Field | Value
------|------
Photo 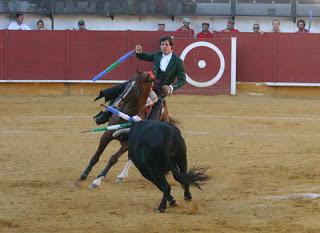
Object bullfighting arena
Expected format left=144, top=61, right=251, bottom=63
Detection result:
left=1, top=94, right=320, bottom=233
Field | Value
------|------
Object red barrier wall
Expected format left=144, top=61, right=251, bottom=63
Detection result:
left=1, top=30, right=320, bottom=84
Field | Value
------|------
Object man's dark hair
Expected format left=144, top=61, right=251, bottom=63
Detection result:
left=253, top=23, right=260, bottom=29
left=159, top=36, right=174, bottom=47
left=297, top=19, right=306, bottom=27
left=37, top=20, right=44, bottom=25
left=16, top=13, right=23, bottom=18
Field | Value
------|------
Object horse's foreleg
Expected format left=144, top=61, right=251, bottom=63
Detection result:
left=73, top=133, right=113, bottom=188
left=116, top=159, right=133, bottom=183
left=89, top=142, right=128, bottom=190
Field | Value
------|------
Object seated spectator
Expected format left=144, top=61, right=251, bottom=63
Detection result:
left=296, top=19, right=309, bottom=33
left=78, top=20, right=87, bottom=30
left=271, top=19, right=281, bottom=32
left=8, top=13, right=31, bottom=30
left=221, top=19, right=239, bottom=32
left=37, top=20, right=47, bottom=30
left=177, top=17, right=194, bottom=35
left=253, top=23, right=264, bottom=34
left=157, top=23, right=165, bottom=31
left=197, top=22, right=213, bottom=39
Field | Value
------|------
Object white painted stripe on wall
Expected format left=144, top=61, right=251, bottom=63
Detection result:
left=230, top=37, right=237, bottom=95
left=264, top=82, right=320, bottom=87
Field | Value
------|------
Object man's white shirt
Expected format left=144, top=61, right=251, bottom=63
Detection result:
left=160, top=52, right=174, bottom=94
left=8, top=22, right=31, bottom=30
left=160, top=52, right=172, bottom=72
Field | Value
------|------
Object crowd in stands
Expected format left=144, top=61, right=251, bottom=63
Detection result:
left=7, top=13, right=310, bottom=36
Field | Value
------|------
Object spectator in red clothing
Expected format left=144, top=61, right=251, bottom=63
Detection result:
left=177, top=17, right=194, bottom=35
left=197, top=22, right=213, bottom=39
left=157, top=23, right=165, bottom=31
left=296, top=19, right=309, bottom=33
left=221, top=19, right=239, bottom=32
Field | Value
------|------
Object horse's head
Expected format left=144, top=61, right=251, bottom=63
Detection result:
left=114, top=70, right=155, bottom=113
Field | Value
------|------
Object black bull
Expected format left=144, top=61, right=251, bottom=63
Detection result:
left=127, top=120, right=210, bottom=212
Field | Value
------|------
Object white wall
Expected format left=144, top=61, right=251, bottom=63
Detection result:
left=1, top=13, right=320, bottom=33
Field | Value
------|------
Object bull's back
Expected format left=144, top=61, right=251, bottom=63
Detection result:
left=128, top=120, right=168, bottom=151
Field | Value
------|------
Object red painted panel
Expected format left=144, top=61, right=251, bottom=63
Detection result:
left=236, top=33, right=275, bottom=82
left=277, top=33, right=320, bottom=83
left=0, top=31, right=5, bottom=80
left=6, top=31, right=66, bottom=80
left=3, top=30, right=320, bottom=93
left=68, top=31, right=128, bottom=81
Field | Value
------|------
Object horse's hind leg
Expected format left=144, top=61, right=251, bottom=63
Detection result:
left=89, top=141, right=128, bottom=190
left=73, top=132, right=113, bottom=188
left=116, top=159, right=133, bottom=183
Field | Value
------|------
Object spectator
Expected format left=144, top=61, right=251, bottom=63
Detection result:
left=296, top=19, right=309, bottom=33
left=37, top=19, right=46, bottom=30
left=8, top=13, right=31, bottom=30
left=253, top=23, right=264, bottom=34
left=78, top=20, right=87, bottom=30
left=157, top=23, right=165, bottom=31
left=221, top=19, right=239, bottom=32
left=177, top=17, right=194, bottom=35
left=197, top=22, right=213, bottom=39
left=271, top=19, right=281, bottom=32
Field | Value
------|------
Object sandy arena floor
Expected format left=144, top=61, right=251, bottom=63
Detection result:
left=0, top=94, right=320, bottom=233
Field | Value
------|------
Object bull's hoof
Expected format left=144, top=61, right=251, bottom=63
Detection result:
left=72, top=179, right=83, bottom=189
left=184, top=195, right=192, bottom=202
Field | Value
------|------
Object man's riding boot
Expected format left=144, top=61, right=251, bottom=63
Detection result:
left=148, top=98, right=163, bottom=120
left=94, top=111, right=112, bottom=125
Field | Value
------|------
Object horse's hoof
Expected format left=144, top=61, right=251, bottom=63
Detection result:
left=88, top=177, right=104, bottom=191
left=169, top=200, right=178, bottom=207
left=72, top=179, right=83, bottom=189
left=156, top=208, right=166, bottom=213
left=116, top=176, right=125, bottom=184
left=184, top=196, right=192, bottom=202
left=88, top=182, right=99, bottom=191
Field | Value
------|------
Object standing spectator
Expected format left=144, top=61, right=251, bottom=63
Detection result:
left=253, top=23, right=264, bottom=34
left=296, top=19, right=309, bottom=33
left=157, top=23, right=165, bottom=31
left=177, top=17, right=194, bottom=36
left=271, top=19, right=281, bottom=32
left=8, top=13, right=31, bottom=30
left=197, top=22, right=213, bottom=39
left=221, top=19, right=239, bottom=32
left=78, top=20, right=87, bottom=30
left=37, top=19, right=46, bottom=30
left=253, top=23, right=260, bottom=33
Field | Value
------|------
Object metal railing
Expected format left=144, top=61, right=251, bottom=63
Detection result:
left=0, top=0, right=319, bottom=17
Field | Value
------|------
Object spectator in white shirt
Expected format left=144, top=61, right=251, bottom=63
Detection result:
left=8, top=13, right=31, bottom=30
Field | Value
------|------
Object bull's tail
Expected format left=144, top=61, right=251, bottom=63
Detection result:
left=169, top=163, right=210, bottom=190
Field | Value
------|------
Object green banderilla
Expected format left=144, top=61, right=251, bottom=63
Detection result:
left=81, top=122, right=132, bottom=133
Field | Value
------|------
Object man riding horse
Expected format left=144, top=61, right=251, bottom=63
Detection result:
left=94, top=36, right=186, bottom=123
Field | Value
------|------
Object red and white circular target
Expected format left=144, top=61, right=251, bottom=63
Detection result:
left=180, top=41, right=225, bottom=88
